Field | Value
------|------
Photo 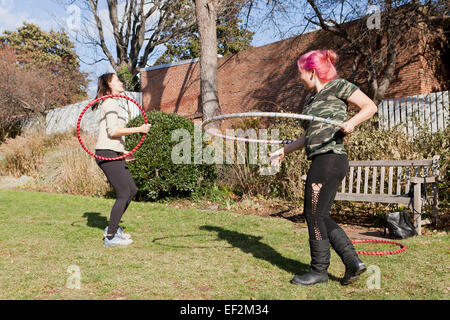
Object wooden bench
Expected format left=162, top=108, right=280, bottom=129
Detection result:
left=303, top=155, right=441, bottom=235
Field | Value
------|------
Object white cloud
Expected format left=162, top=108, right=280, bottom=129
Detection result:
left=0, top=0, right=12, bottom=7
left=0, top=0, right=57, bottom=33
left=0, top=2, right=31, bottom=32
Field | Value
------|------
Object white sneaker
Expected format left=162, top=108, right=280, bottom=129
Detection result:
left=104, top=233, right=133, bottom=247
left=103, top=226, right=131, bottom=240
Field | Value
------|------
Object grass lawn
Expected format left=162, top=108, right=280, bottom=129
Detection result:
left=0, top=189, right=448, bottom=300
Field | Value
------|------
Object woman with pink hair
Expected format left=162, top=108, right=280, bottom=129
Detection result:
left=269, top=49, right=378, bottom=286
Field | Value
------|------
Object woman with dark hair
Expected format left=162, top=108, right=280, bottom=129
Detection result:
left=94, top=73, right=151, bottom=247
left=269, top=50, right=378, bottom=285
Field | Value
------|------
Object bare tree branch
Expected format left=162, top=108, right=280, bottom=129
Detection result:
left=87, top=0, right=117, bottom=70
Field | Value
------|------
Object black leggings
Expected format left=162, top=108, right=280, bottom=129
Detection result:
left=304, top=152, right=349, bottom=241
left=95, top=150, right=137, bottom=236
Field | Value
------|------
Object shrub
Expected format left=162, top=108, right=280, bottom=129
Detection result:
left=126, top=111, right=216, bottom=201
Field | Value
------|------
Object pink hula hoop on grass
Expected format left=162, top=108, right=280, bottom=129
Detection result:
left=351, top=239, right=406, bottom=255
left=77, top=94, right=148, bottom=161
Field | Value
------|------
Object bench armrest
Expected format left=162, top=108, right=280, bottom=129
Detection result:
left=410, top=177, right=436, bottom=184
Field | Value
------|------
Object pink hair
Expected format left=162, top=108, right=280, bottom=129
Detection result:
left=297, top=49, right=338, bottom=83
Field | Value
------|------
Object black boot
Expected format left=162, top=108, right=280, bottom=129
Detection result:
left=329, top=228, right=366, bottom=285
left=291, top=239, right=330, bottom=286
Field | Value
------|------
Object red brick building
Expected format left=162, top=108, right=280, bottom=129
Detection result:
left=140, top=21, right=446, bottom=123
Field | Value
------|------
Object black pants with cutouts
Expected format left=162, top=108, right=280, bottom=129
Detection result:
left=304, top=152, right=349, bottom=241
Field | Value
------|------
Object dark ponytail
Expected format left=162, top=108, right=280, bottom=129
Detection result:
left=92, top=73, right=115, bottom=110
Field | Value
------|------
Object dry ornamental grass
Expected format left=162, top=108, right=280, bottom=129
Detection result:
left=0, top=127, right=110, bottom=196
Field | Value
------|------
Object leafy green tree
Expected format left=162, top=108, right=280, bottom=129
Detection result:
left=1, top=23, right=81, bottom=69
left=0, top=23, right=89, bottom=141
left=0, top=22, right=89, bottom=104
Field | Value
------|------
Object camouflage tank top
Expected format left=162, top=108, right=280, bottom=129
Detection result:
left=300, top=78, right=359, bottom=160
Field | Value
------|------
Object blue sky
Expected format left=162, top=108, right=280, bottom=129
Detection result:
left=0, top=0, right=301, bottom=97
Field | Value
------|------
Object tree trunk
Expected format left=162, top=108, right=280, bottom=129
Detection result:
left=195, top=0, right=221, bottom=128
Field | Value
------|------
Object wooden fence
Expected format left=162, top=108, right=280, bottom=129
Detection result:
left=378, top=90, right=449, bottom=135
left=46, top=92, right=142, bottom=135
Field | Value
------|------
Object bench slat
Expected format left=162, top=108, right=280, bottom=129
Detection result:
left=388, top=167, right=393, bottom=195
left=341, top=176, right=346, bottom=194
left=364, top=166, right=369, bottom=194
left=349, top=167, right=354, bottom=194
left=405, top=167, right=411, bottom=194
left=372, top=167, right=377, bottom=195
left=356, top=167, right=362, bottom=194
left=335, top=193, right=411, bottom=205
left=380, top=167, right=385, bottom=194
left=396, top=167, right=402, bottom=195
left=348, top=160, right=433, bottom=166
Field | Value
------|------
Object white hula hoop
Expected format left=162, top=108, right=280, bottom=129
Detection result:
left=201, top=112, right=344, bottom=144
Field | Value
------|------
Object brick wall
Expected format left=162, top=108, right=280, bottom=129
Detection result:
left=140, top=23, right=445, bottom=121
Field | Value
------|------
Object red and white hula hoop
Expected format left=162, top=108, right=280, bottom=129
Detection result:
left=351, top=239, right=406, bottom=255
left=201, top=112, right=344, bottom=144
left=77, top=94, right=148, bottom=161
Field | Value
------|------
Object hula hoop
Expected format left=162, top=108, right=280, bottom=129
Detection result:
left=77, top=94, right=148, bottom=161
left=351, top=239, right=406, bottom=255
left=201, top=112, right=344, bottom=144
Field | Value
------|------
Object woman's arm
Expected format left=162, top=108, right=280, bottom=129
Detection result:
left=111, top=124, right=151, bottom=138
left=268, top=134, right=306, bottom=166
left=103, top=98, right=151, bottom=138
left=341, top=89, right=378, bottom=134
left=283, top=134, right=306, bottom=155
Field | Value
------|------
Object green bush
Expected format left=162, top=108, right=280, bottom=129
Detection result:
left=126, top=111, right=216, bottom=201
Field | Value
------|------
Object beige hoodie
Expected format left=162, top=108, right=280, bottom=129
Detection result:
left=95, top=98, right=126, bottom=153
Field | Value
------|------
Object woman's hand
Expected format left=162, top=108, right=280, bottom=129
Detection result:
left=268, top=148, right=285, bottom=167
left=124, top=151, right=136, bottom=162
left=139, top=123, right=151, bottom=134
left=340, top=120, right=356, bottom=134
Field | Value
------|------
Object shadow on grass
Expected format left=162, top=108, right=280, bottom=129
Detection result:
left=82, top=212, right=108, bottom=230
left=200, top=225, right=340, bottom=282
left=152, top=234, right=234, bottom=249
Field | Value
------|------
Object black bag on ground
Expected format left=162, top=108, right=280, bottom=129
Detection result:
left=384, top=211, right=417, bottom=239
